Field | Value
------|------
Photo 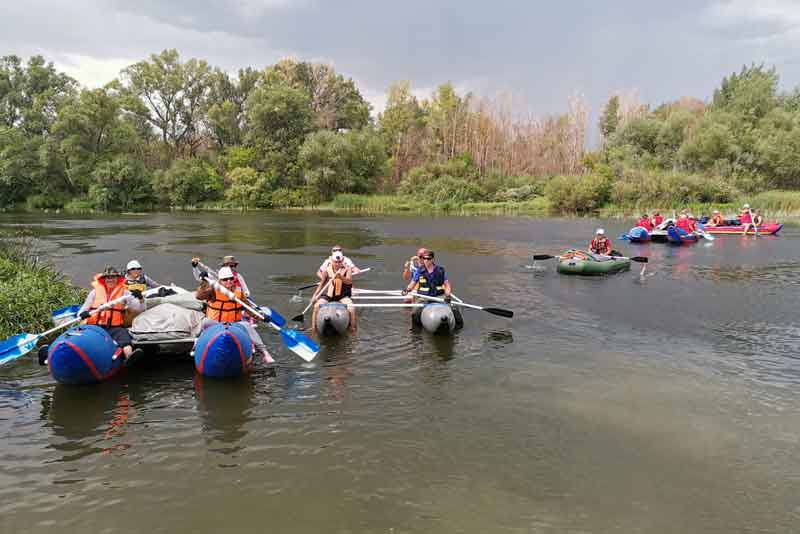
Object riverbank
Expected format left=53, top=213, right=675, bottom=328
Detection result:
left=5, top=190, right=800, bottom=222
left=0, top=234, right=85, bottom=340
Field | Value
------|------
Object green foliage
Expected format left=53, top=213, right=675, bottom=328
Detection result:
left=599, top=95, right=620, bottom=139
left=152, top=158, right=223, bottom=206
left=544, top=173, right=611, bottom=213
left=264, top=59, right=371, bottom=130
left=712, top=64, right=778, bottom=123
left=224, top=166, right=269, bottom=209
left=221, top=146, right=258, bottom=171
left=299, top=128, right=388, bottom=200
left=267, top=187, right=308, bottom=208
left=399, top=155, right=480, bottom=195
left=0, top=233, right=85, bottom=340
left=246, top=81, right=313, bottom=182
left=608, top=168, right=738, bottom=207
left=88, top=156, right=154, bottom=211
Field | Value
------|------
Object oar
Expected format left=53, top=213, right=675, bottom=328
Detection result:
left=201, top=275, right=318, bottom=362
left=296, top=282, right=322, bottom=291
left=533, top=254, right=649, bottom=263
left=292, top=267, right=371, bottom=322
left=694, top=222, right=715, bottom=241
left=350, top=303, right=426, bottom=308
left=409, top=292, right=513, bottom=318
left=0, top=296, right=129, bottom=366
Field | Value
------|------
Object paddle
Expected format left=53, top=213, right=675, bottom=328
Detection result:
left=409, top=292, right=514, bottom=318
left=0, top=296, right=129, bottom=366
left=694, top=222, right=715, bottom=241
left=200, top=275, right=318, bottom=362
left=296, top=282, right=321, bottom=291
left=292, top=267, right=371, bottom=322
left=51, top=304, right=80, bottom=323
left=533, top=254, right=649, bottom=263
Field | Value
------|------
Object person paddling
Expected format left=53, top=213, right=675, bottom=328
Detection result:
left=317, top=245, right=361, bottom=284
left=588, top=229, right=612, bottom=256
left=192, top=255, right=250, bottom=297
left=675, top=214, right=693, bottom=233
left=312, top=250, right=357, bottom=332
left=739, top=203, right=754, bottom=235
left=401, top=250, right=463, bottom=329
left=636, top=214, right=653, bottom=232
left=73, top=265, right=144, bottom=364
left=195, top=266, right=274, bottom=364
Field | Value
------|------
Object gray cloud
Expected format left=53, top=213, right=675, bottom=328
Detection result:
left=3, top=0, right=800, bottom=129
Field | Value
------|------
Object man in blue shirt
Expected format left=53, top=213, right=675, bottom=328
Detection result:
left=401, top=250, right=463, bottom=328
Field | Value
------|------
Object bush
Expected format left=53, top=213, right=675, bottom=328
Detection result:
left=544, top=173, right=611, bottom=213
left=25, top=192, right=71, bottom=210
left=0, top=233, right=85, bottom=340
left=89, top=156, right=154, bottom=211
left=152, top=158, right=224, bottom=207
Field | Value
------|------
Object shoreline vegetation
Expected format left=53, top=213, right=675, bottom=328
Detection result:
left=2, top=52, right=800, bottom=221
left=0, top=234, right=85, bottom=340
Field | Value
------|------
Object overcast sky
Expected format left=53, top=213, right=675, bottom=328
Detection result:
left=3, top=0, right=800, bottom=124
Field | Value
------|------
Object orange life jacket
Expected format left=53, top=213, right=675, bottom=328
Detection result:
left=86, top=274, right=127, bottom=327
left=206, top=288, right=244, bottom=323
left=325, top=264, right=352, bottom=300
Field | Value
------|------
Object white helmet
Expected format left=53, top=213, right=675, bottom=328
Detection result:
left=596, top=228, right=605, bottom=235
left=218, top=266, right=235, bottom=280
left=743, top=203, right=750, bottom=209
left=126, top=260, right=142, bottom=271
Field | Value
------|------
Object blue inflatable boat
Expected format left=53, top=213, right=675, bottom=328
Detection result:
left=193, top=322, right=254, bottom=379
left=48, top=325, right=124, bottom=385
left=667, top=226, right=699, bottom=245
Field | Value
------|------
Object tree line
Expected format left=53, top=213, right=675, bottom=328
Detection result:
left=0, top=51, right=797, bottom=212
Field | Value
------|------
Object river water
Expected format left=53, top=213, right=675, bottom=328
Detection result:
left=1, top=212, right=799, bottom=533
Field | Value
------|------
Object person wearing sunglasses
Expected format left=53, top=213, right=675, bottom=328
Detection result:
left=401, top=251, right=463, bottom=328
left=191, top=255, right=251, bottom=298
left=312, top=250, right=357, bottom=332
left=317, top=245, right=361, bottom=284
left=195, top=266, right=274, bottom=364
left=402, top=247, right=428, bottom=282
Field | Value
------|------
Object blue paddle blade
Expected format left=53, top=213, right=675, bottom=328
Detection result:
left=0, top=333, right=40, bottom=365
left=51, top=304, right=80, bottom=323
left=279, top=328, right=319, bottom=362
left=258, top=306, right=286, bottom=328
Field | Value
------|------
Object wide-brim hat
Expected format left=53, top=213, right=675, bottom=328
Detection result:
left=219, top=255, right=238, bottom=266
left=101, top=265, right=121, bottom=277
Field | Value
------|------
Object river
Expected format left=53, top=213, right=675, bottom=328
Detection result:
left=1, top=212, right=799, bottom=533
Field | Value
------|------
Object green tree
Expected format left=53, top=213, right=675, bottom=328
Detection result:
left=423, top=82, right=471, bottom=160
left=120, top=49, right=212, bottom=161
left=712, top=64, right=778, bottom=125
left=378, top=80, right=427, bottom=184
left=245, top=82, right=313, bottom=183
left=50, top=87, right=139, bottom=193
left=224, top=166, right=270, bottom=209
left=264, top=59, right=370, bottom=130
left=151, top=157, right=223, bottom=206
left=299, top=128, right=387, bottom=200
left=599, top=95, right=620, bottom=140
left=89, top=156, right=154, bottom=211
left=206, top=67, right=260, bottom=149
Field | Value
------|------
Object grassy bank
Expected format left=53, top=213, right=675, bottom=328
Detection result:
left=0, top=233, right=85, bottom=340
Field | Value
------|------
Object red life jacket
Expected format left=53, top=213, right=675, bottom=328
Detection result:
left=740, top=211, right=752, bottom=224
left=637, top=218, right=653, bottom=231
left=589, top=237, right=611, bottom=254
left=676, top=218, right=692, bottom=231
left=86, top=275, right=127, bottom=327
left=653, top=215, right=663, bottom=226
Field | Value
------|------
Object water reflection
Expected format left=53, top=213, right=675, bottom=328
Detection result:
left=193, top=375, right=255, bottom=450
left=43, top=382, right=131, bottom=459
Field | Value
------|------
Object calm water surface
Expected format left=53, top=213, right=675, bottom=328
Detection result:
left=1, top=212, right=799, bottom=533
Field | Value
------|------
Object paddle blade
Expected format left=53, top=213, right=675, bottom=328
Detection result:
left=0, top=333, right=39, bottom=365
left=532, top=254, right=555, bottom=261
left=291, top=313, right=305, bottom=322
left=279, top=328, right=319, bottom=362
left=630, top=256, right=649, bottom=263
left=51, top=304, right=79, bottom=323
left=258, top=306, right=286, bottom=328
left=484, top=307, right=514, bottom=318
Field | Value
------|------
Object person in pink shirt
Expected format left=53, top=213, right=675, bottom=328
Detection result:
left=739, top=203, right=754, bottom=234
left=651, top=212, right=663, bottom=227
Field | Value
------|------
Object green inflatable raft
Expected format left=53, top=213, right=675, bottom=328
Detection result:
left=556, top=250, right=632, bottom=275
